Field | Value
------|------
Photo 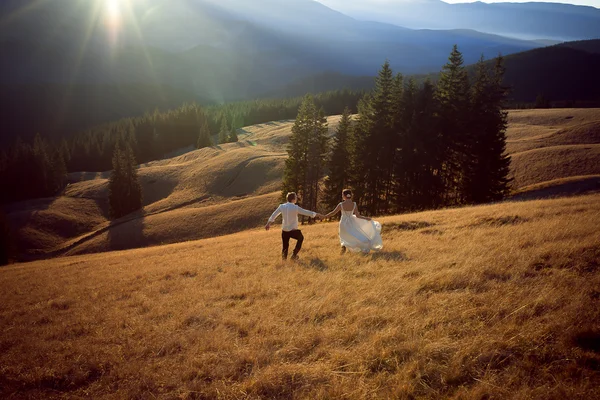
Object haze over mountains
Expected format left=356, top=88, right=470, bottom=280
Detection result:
left=1, top=0, right=599, bottom=140
left=318, top=0, right=600, bottom=41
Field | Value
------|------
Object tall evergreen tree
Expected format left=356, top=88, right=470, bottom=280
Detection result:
left=197, top=119, right=212, bottom=149
left=348, top=95, right=373, bottom=207
left=229, top=127, right=239, bottom=143
left=282, top=95, right=329, bottom=218
left=218, top=116, right=230, bottom=145
left=305, top=107, right=329, bottom=214
left=436, top=45, right=471, bottom=205
left=324, top=107, right=352, bottom=210
left=362, top=61, right=395, bottom=215
left=109, top=142, right=143, bottom=219
left=468, top=55, right=512, bottom=203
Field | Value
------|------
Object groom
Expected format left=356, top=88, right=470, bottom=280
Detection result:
left=265, top=192, right=322, bottom=261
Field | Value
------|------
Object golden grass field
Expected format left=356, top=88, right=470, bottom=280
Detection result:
left=5, top=109, right=600, bottom=259
left=1, top=193, right=599, bottom=399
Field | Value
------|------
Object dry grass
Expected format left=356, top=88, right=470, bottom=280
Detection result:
left=7, top=117, right=344, bottom=259
left=1, top=194, right=599, bottom=399
left=7, top=110, right=600, bottom=259
left=506, top=108, right=600, bottom=191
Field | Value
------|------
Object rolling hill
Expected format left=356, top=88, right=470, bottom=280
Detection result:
left=1, top=192, right=599, bottom=398
left=5, top=109, right=600, bottom=261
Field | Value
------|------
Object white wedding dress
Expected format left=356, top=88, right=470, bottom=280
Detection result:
left=338, top=202, right=383, bottom=253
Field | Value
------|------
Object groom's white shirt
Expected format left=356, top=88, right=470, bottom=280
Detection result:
left=269, top=202, right=316, bottom=232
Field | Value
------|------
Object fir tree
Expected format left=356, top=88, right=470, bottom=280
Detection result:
left=218, top=116, right=229, bottom=145
left=436, top=45, right=471, bottom=205
left=348, top=95, right=373, bottom=207
left=362, top=61, right=395, bottom=215
left=229, top=127, right=239, bottom=143
left=305, top=106, right=329, bottom=213
left=197, top=119, right=212, bottom=149
left=282, top=95, right=329, bottom=218
left=324, top=107, right=352, bottom=210
left=468, top=55, right=512, bottom=203
left=109, top=142, right=143, bottom=219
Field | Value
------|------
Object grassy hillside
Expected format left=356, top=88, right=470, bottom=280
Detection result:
left=6, top=110, right=600, bottom=260
left=1, top=194, right=599, bottom=398
left=506, top=109, right=600, bottom=191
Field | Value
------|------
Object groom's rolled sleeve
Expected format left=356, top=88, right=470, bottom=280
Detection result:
left=297, top=206, right=317, bottom=218
left=268, top=205, right=282, bottom=223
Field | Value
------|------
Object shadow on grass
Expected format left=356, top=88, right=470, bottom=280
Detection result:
left=369, top=250, right=408, bottom=262
left=300, top=257, right=328, bottom=271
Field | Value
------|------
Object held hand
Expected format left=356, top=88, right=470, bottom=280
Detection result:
left=265, top=223, right=271, bottom=231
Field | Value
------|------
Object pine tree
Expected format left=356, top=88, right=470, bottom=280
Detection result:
left=229, top=127, right=239, bottom=143
left=305, top=107, right=329, bottom=213
left=469, top=55, right=512, bottom=203
left=436, top=45, right=471, bottom=205
left=109, top=142, right=143, bottom=219
left=197, top=119, right=212, bottom=149
left=282, top=95, right=329, bottom=218
left=413, top=79, right=444, bottom=209
left=218, top=116, right=229, bottom=145
left=324, top=107, right=352, bottom=210
left=361, top=61, right=395, bottom=215
left=348, top=95, right=373, bottom=207
left=283, top=96, right=313, bottom=202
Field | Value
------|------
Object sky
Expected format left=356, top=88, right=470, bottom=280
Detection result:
left=317, top=0, right=600, bottom=8
left=442, top=0, right=599, bottom=6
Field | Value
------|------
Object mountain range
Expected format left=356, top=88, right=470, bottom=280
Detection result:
left=318, top=0, right=600, bottom=41
left=1, top=0, right=599, bottom=140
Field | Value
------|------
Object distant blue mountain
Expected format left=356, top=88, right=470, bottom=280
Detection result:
left=319, top=0, right=600, bottom=41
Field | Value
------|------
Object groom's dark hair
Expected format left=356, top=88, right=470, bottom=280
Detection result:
left=342, top=189, right=352, bottom=198
left=287, top=192, right=297, bottom=202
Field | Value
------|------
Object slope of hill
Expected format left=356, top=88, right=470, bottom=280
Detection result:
left=319, top=0, right=600, bottom=40
left=1, top=193, right=599, bottom=398
left=5, top=116, right=342, bottom=259
left=506, top=108, right=600, bottom=192
left=5, top=109, right=600, bottom=260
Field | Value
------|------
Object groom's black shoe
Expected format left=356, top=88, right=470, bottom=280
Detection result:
left=291, top=253, right=299, bottom=261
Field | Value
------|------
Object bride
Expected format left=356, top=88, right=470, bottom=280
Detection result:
left=323, top=189, right=383, bottom=254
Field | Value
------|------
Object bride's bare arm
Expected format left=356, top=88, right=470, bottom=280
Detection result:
left=324, top=204, right=341, bottom=218
left=353, top=203, right=372, bottom=221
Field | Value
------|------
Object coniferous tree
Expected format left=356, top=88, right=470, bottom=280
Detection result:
left=348, top=95, right=373, bottom=207
left=218, top=116, right=230, bottom=145
left=362, top=61, right=395, bottom=215
left=283, top=96, right=313, bottom=202
left=282, top=95, right=329, bottom=218
left=413, top=79, right=444, bottom=209
left=394, top=77, right=418, bottom=210
left=229, top=127, right=239, bottom=143
left=305, top=107, right=329, bottom=213
left=109, top=142, right=143, bottom=219
left=324, top=107, right=352, bottom=210
left=197, top=119, right=213, bottom=149
left=469, top=55, right=512, bottom=203
left=436, top=45, right=471, bottom=205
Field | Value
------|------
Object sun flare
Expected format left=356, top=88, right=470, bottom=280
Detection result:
left=105, top=0, right=122, bottom=24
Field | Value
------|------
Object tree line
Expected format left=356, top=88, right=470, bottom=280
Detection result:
left=0, top=90, right=363, bottom=205
left=284, top=46, right=511, bottom=217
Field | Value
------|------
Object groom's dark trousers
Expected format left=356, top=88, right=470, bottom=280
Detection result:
left=282, top=229, right=304, bottom=259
